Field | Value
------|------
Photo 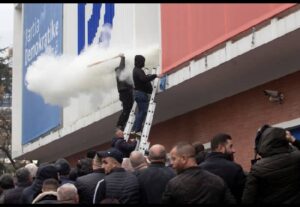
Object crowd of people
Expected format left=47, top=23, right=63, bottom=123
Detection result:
left=1, top=124, right=300, bottom=204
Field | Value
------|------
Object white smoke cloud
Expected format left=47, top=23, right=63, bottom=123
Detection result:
left=25, top=44, right=160, bottom=108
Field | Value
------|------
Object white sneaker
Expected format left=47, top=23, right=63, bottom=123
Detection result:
left=135, top=131, right=142, bottom=137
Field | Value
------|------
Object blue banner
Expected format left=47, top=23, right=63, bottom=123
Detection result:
left=78, top=3, right=115, bottom=54
left=22, top=4, right=62, bottom=144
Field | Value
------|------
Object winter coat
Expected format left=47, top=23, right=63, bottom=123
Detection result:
left=242, top=127, right=300, bottom=204
left=137, top=162, right=175, bottom=204
left=115, top=56, right=133, bottom=92
left=3, top=181, right=31, bottom=204
left=132, top=55, right=157, bottom=94
left=111, top=137, right=136, bottom=158
left=93, top=167, right=139, bottom=204
left=20, top=164, right=58, bottom=204
left=32, top=191, right=58, bottom=204
left=200, top=152, right=246, bottom=202
left=162, top=166, right=236, bottom=204
left=75, top=168, right=105, bottom=204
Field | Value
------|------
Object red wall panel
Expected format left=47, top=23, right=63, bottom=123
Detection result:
left=161, top=4, right=296, bottom=73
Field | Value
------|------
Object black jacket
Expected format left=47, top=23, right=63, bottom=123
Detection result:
left=200, top=152, right=246, bottom=202
left=133, top=67, right=157, bottom=94
left=115, top=56, right=133, bottom=92
left=162, top=166, right=236, bottom=204
left=3, top=181, right=31, bottom=204
left=242, top=127, right=300, bottom=204
left=20, top=164, right=58, bottom=204
left=137, top=162, right=175, bottom=204
left=75, top=168, right=105, bottom=204
left=111, top=137, right=137, bottom=158
left=93, top=168, right=139, bottom=204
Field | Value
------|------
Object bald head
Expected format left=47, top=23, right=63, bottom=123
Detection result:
left=170, top=142, right=197, bottom=173
left=149, top=144, right=166, bottom=163
left=57, top=183, right=79, bottom=204
left=129, top=151, right=147, bottom=169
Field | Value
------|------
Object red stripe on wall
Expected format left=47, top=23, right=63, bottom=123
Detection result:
left=161, top=4, right=296, bottom=73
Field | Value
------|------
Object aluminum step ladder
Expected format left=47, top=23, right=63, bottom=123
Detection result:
left=136, top=76, right=159, bottom=154
left=123, top=68, right=160, bottom=155
left=123, top=101, right=137, bottom=142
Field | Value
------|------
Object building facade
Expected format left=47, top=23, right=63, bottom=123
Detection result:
left=13, top=3, right=300, bottom=171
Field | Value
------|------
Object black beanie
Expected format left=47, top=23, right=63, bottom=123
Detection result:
left=134, top=55, right=145, bottom=68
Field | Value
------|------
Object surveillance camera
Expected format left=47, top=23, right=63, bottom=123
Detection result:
left=263, top=90, right=279, bottom=97
left=263, top=90, right=284, bottom=104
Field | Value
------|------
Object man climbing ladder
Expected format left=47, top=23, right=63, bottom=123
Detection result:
left=131, top=55, right=162, bottom=137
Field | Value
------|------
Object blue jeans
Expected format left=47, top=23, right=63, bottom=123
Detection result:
left=132, top=90, right=149, bottom=133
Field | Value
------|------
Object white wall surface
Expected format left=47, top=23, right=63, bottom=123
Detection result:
left=13, top=3, right=161, bottom=159
left=12, top=4, right=23, bottom=158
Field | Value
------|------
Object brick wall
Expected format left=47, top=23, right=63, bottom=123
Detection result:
left=150, top=70, right=300, bottom=171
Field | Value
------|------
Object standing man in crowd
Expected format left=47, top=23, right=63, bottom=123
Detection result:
left=131, top=55, right=161, bottom=137
left=137, top=144, right=175, bottom=204
left=3, top=168, right=32, bottom=204
left=31, top=178, right=59, bottom=204
left=115, top=53, right=134, bottom=132
left=0, top=174, right=15, bottom=203
left=24, top=163, right=38, bottom=181
left=93, top=148, right=139, bottom=204
left=200, top=133, right=246, bottom=203
left=57, top=183, right=79, bottom=204
left=55, top=158, right=75, bottom=185
left=242, top=126, right=300, bottom=204
left=75, top=153, right=105, bottom=204
left=162, top=142, right=236, bottom=204
left=21, top=164, right=59, bottom=204
left=129, top=151, right=148, bottom=176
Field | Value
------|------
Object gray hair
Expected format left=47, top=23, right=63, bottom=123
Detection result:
left=24, top=163, right=38, bottom=179
left=16, top=167, right=31, bottom=184
left=57, top=183, right=78, bottom=202
left=129, top=151, right=146, bottom=168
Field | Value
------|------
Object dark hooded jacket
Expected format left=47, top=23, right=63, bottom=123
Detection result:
left=242, top=127, right=300, bottom=204
left=111, top=137, right=137, bottom=158
left=20, top=164, right=58, bottom=204
left=132, top=55, right=157, bottom=94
